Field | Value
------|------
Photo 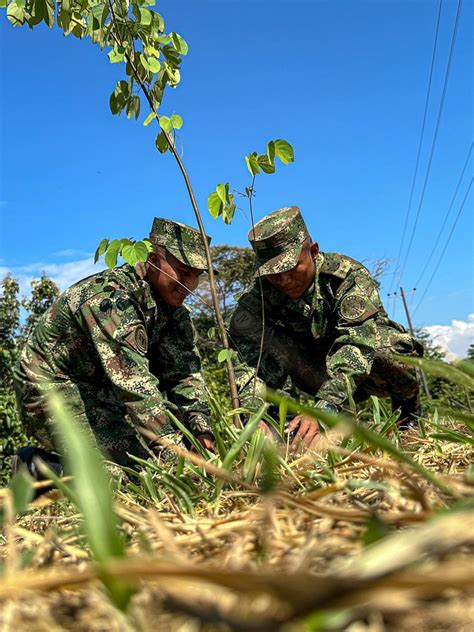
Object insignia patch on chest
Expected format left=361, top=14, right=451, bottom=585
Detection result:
left=134, top=325, right=148, bottom=354
left=339, top=295, right=367, bottom=321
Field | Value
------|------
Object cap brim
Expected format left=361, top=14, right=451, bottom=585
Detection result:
left=253, top=243, right=303, bottom=277
left=160, top=245, right=218, bottom=275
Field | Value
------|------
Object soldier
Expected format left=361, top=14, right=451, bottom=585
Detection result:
left=13, top=217, right=215, bottom=481
left=229, top=207, right=422, bottom=450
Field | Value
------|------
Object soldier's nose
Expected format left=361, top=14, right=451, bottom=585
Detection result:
left=277, top=273, right=292, bottom=287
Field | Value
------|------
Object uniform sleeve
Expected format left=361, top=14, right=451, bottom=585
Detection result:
left=229, top=287, right=289, bottom=407
left=315, top=267, right=383, bottom=406
left=75, top=291, right=174, bottom=438
left=153, top=307, right=212, bottom=437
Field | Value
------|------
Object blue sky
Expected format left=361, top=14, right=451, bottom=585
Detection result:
left=1, top=0, right=472, bottom=352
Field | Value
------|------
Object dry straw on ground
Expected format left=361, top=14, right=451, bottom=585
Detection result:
left=0, top=424, right=473, bottom=631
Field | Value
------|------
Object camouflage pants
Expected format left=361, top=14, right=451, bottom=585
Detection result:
left=13, top=376, right=151, bottom=468
left=237, top=320, right=422, bottom=412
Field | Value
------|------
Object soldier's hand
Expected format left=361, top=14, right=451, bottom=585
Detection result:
left=196, top=433, right=216, bottom=454
left=286, top=415, right=320, bottom=451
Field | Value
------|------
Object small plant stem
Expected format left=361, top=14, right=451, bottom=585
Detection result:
left=107, top=2, right=240, bottom=426
left=247, top=176, right=265, bottom=402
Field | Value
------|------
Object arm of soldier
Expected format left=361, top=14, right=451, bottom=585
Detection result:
left=75, top=293, right=174, bottom=439
left=315, top=268, right=382, bottom=407
left=156, top=306, right=214, bottom=441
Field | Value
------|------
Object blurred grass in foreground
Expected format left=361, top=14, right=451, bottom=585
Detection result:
left=0, top=356, right=472, bottom=630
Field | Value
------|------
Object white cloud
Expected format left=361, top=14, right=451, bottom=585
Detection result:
left=425, top=314, right=474, bottom=360
left=53, top=248, right=93, bottom=258
left=0, top=257, right=106, bottom=296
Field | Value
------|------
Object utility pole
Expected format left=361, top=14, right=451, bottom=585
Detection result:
left=400, top=286, right=431, bottom=399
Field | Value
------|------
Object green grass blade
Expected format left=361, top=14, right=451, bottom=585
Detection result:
left=394, top=355, right=474, bottom=390
left=48, top=393, right=132, bottom=610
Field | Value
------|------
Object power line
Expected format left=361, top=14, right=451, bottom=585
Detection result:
left=398, top=0, right=464, bottom=282
left=414, top=142, right=473, bottom=288
left=413, top=177, right=473, bottom=316
left=388, top=0, right=443, bottom=296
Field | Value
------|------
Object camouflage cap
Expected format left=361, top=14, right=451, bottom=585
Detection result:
left=149, top=217, right=214, bottom=272
left=248, top=206, right=310, bottom=276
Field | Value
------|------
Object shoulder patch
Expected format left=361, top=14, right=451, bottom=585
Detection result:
left=339, top=295, right=368, bottom=321
left=134, top=324, right=148, bottom=354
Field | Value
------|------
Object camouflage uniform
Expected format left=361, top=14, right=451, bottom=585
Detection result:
left=229, top=207, right=422, bottom=421
left=14, top=218, right=213, bottom=468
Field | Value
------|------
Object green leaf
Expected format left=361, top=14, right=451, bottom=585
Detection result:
left=155, top=131, right=170, bottom=153
left=134, top=240, right=151, bottom=262
left=274, top=139, right=294, bottom=164
left=7, top=1, right=27, bottom=26
left=139, top=53, right=150, bottom=71
left=9, top=469, right=34, bottom=517
left=143, top=112, right=157, bottom=127
left=222, top=194, right=236, bottom=225
left=125, top=95, right=141, bottom=120
left=267, top=140, right=275, bottom=165
left=217, top=348, right=233, bottom=363
left=216, top=183, right=227, bottom=205
left=170, top=114, right=183, bottom=129
left=148, top=57, right=161, bottom=73
left=109, top=92, right=118, bottom=115
left=108, top=49, right=124, bottom=64
left=245, top=152, right=260, bottom=177
left=48, top=394, right=132, bottom=609
left=94, top=238, right=109, bottom=263
left=207, top=191, right=223, bottom=219
left=170, top=32, right=188, bottom=55
left=257, top=154, right=275, bottom=174
left=121, top=244, right=138, bottom=266
left=159, top=115, right=172, bottom=133
left=44, top=0, right=55, bottom=27
left=104, top=240, right=121, bottom=268
left=138, top=7, right=152, bottom=25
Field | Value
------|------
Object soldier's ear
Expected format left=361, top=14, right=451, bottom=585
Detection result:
left=310, top=242, right=319, bottom=258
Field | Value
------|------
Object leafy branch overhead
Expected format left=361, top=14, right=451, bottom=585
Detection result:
left=5, top=0, right=187, bottom=148
left=207, top=139, right=294, bottom=224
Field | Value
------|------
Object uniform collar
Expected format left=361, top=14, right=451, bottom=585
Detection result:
left=129, top=263, right=161, bottom=313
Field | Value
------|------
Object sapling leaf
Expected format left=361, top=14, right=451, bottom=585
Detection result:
left=104, top=239, right=121, bottom=268
left=139, top=8, right=152, bottom=25
left=274, top=139, right=294, bottom=164
left=217, top=348, right=233, bottom=363
left=267, top=140, right=275, bottom=165
left=94, top=238, right=109, bottom=263
left=108, top=49, right=124, bottom=64
left=155, top=131, right=169, bottom=153
left=257, top=154, right=275, bottom=174
left=215, top=183, right=227, bottom=205
left=245, top=152, right=260, bottom=177
left=208, top=191, right=223, bottom=219
left=159, top=115, right=172, bottom=133
left=170, top=114, right=183, bottom=129
left=148, top=58, right=161, bottom=73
